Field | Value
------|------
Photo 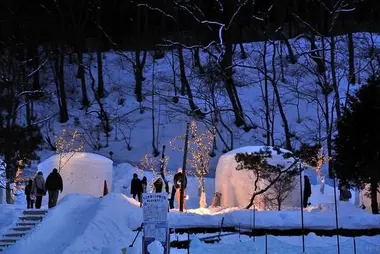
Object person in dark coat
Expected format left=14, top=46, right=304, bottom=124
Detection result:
left=25, top=179, right=34, bottom=209
left=45, top=168, right=63, bottom=209
left=141, top=176, right=148, bottom=193
left=153, top=178, right=163, bottom=193
left=173, top=168, right=187, bottom=209
left=303, top=175, right=312, bottom=208
left=130, top=173, right=142, bottom=202
left=31, top=172, right=46, bottom=209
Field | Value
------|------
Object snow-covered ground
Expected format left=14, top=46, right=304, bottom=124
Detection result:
left=2, top=162, right=380, bottom=254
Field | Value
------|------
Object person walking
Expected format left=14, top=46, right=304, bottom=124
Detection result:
left=173, top=168, right=187, bottom=209
left=303, top=175, right=312, bottom=208
left=25, top=179, right=34, bottom=209
left=141, top=176, right=148, bottom=193
left=32, top=172, right=46, bottom=209
left=153, top=177, right=163, bottom=193
left=45, top=168, right=63, bottom=208
left=130, top=173, right=142, bottom=202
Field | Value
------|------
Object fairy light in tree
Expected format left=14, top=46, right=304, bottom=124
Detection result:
left=54, top=129, right=85, bottom=172
left=170, top=120, right=215, bottom=208
left=137, top=152, right=170, bottom=193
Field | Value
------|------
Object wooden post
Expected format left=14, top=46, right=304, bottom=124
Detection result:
left=333, top=176, right=341, bottom=254
left=299, top=163, right=305, bottom=253
left=103, top=180, right=108, bottom=196
left=180, top=123, right=190, bottom=212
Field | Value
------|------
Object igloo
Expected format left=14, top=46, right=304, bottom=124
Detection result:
left=37, top=152, right=113, bottom=201
left=215, top=146, right=303, bottom=210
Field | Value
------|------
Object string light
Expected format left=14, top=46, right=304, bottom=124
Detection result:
left=54, top=129, right=85, bottom=172
left=136, top=152, right=171, bottom=193
left=169, top=120, right=215, bottom=206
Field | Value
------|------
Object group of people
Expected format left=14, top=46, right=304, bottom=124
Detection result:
left=24, top=168, right=63, bottom=209
left=130, top=168, right=187, bottom=209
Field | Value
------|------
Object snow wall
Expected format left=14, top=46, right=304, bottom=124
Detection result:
left=37, top=152, right=113, bottom=201
left=215, top=146, right=304, bottom=210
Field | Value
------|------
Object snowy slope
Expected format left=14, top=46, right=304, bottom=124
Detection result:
left=27, top=33, right=380, bottom=181
left=5, top=162, right=380, bottom=254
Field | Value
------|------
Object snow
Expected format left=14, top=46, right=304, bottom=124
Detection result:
left=3, top=162, right=380, bottom=254
left=148, top=241, right=164, bottom=254
left=6, top=193, right=142, bottom=254
left=37, top=152, right=113, bottom=202
left=215, top=146, right=302, bottom=209
left=357, top=184, right=380, bottom=212
left=0, top=204, right=23, bottom=235
left=0, top=159, right=6, bottom=204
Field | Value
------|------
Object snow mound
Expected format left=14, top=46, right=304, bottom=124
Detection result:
left=7, top=193, right=143, bottom=254
left=0, top=204, right=23, bottom=235
left=37, top=152, right=113, bottom=202
left=215, top=146, right=301, bottom=209
left=147, top=240, right=164, bottom=254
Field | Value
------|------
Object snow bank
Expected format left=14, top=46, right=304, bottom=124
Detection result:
left=0, top=204, right=23, bottom=235
left=7, top=193, right=143, bottom=254
left=169, top=199, right=380, bottom=230
left=37, top=152, right=113, bottom=202
left=215, top=146, right=302, bottom=210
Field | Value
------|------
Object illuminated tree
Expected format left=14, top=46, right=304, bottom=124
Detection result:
left=54, top=129, right=85, bottom=172
left=138, top=152, right=170, bottom=193
left=170, top=121, right=215, bottom=208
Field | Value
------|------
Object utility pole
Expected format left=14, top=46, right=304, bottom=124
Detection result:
left=180, top=123, right=190, bottom=212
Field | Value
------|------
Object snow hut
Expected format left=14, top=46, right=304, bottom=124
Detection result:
left=37, top=152, right=113, bottom=201
left=215, top=146, right=303, bottom=210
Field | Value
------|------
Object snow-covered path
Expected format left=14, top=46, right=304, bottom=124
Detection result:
left=4, top=194, right=142, bottom=254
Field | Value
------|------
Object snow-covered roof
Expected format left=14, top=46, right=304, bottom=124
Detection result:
left=39, top=152, right=113, bottom=166
left=220, top=146, right=295, bottom=168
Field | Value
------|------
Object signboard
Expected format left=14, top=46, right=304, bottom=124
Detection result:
left=142, top=193, right=169, bottom=254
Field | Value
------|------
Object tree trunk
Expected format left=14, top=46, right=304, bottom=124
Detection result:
left=193, top=48, right=204, bottom=74
left=263, top=41, right=271, bottom=145
left=134, top=50, right=147, bottom=103
left=330, top=36, right=341, bottom=119
left=221, top=43, right=245, bottom=127
left=370, top=179, right=379, bottom=214
left=271, top=42, right=292, bottom=150
left=239, top=43, right=247, bottom=59
left=54, top=45, right=69, bottom=123
left=31, top=46, right=40, bottom=91
left=97, top=49, right=105, bottom=98
left=77, top=51, right=90, bottom=107
left=178, top=47, right=204, bottom=118
left=348, top=33, right=356, bottom=84
left=4, top=150, right=15, bottom=204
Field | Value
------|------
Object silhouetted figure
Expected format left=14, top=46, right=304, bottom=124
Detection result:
left=45, top=168, right=63, bottom=208
left=153, top=178, right=163, bottom=193
left=141, top=176, right=148, bottom=193
left=32, top=172, right=46, bottom=209
left=130, top=173, right=142, bottom=202
left=173, top=168, right=187, bottom=209
left=25, top=179, right=34, bottom=209
left=303, top=175, right=311, bottom=208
